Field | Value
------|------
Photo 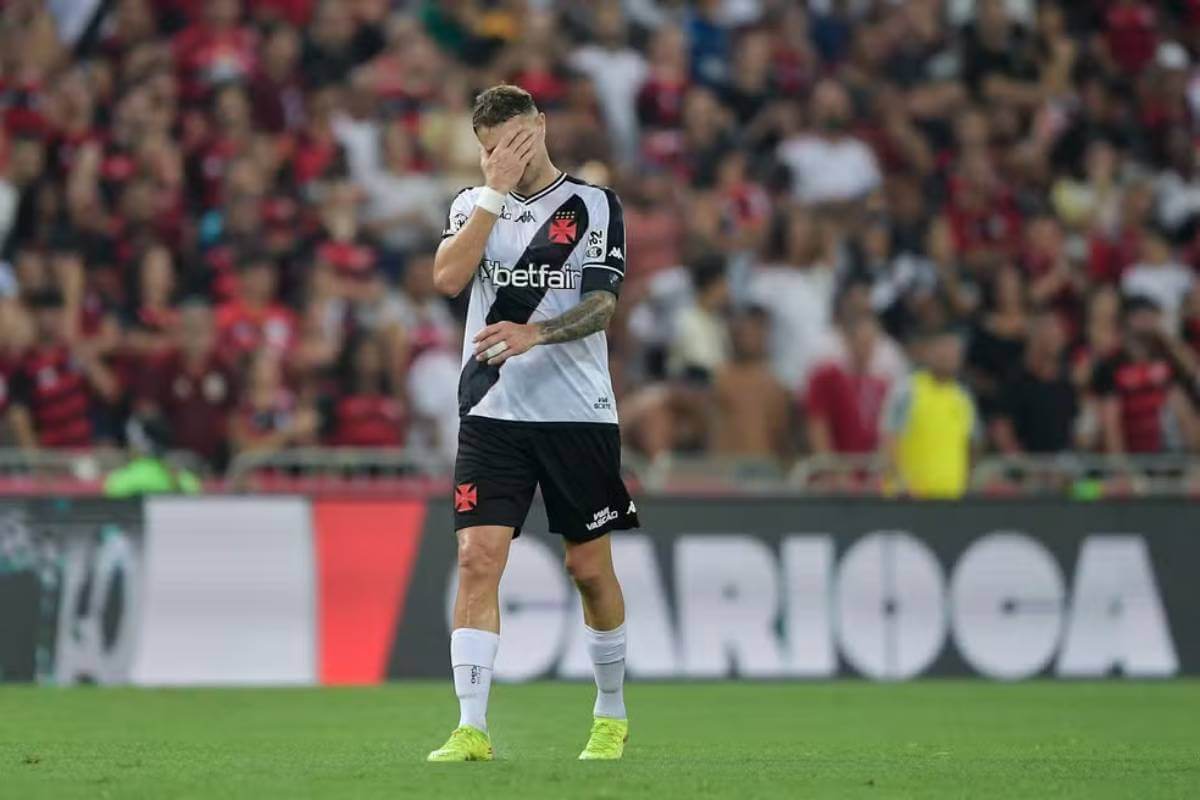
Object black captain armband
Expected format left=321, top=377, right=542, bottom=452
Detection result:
left=580, top=265, right=624, bottom=296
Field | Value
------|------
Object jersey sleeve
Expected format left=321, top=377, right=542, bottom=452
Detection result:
left=580, top=188, right=626, bottom=296
left=441, top=187, right=475, bottom=239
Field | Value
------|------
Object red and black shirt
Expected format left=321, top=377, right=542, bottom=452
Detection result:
left=138, top=349, right=238, bottom=463
left=9, top=346, right=94, bottom=448
left=1091, top=353, right=1176, bottom=453
left=326, top=394, right=404, bottom=447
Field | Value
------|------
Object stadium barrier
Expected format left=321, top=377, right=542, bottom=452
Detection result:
left=2, top=496, right=1196, bottom=685
left=2, top=448, right=1199, bottom=497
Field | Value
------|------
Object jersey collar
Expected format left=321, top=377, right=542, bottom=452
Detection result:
left=509, top=171, right=567, bottom=205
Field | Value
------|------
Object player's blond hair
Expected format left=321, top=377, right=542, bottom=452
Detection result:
left=472, top=85, right=537, bottom=131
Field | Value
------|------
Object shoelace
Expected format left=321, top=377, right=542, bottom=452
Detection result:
left=587, top=722, right=623, bottom=749
left=442, top=727, right=478, bottom=748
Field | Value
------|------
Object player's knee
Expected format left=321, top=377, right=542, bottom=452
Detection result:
left=564, top=548, right=610, bottom=590
left=457, top=538, right=505, bottom=586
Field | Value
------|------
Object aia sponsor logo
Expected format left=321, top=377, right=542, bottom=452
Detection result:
left=455, top=482, right=478, bottom=512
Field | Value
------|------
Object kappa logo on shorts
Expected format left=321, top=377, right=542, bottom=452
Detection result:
left=455, top=482, right=478, bottom=512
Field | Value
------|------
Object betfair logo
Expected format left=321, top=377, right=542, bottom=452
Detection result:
left=482, top=260, right=579, bottom=289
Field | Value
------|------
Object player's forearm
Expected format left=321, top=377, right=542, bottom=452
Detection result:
left=535, top=291, right=616, bottom=345
left=433, top=209, right=499, bottom=296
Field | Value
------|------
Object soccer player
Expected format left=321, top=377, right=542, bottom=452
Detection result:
left=426, top=85, right=638, bottom=763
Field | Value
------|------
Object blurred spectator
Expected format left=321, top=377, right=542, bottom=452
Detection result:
left=323, top=333, right=403, bottom=447
left=216, top=251, right=297, bottom=358
left=228, top=348, right=316, bottom=455
left=966, top=265, right=1029, bottom=415
left=881, top=327, right=978, bottom=498
left=991, top=309, right=1078, bottom=454
left=748, top=206, right=837, bottom=391
left=1091, top=297, right=1199, bottom=454
left=805, top=312, right=890, bottom=455
left=776, top=79, right=880, bottom=205
left=136, top=299, right=237, bottom=468
left=342, top=120, right=445, bottom=269
left=667, top=255, right=730, bottom=382
left=711, top=307, right=791, bottom=461
left=569, top=3, right=646, bottom=165
left=7, top=289, right=119, bottom=449
left=124, top=243, right=179, bottom=356
left=1121, top=228, right=1194, bottom=332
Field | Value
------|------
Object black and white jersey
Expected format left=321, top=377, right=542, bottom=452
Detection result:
left=443, top=173, right=626, bottom=424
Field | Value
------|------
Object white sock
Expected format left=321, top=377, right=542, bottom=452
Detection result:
left=450, top=628, right=499, bottom=732
left=585, top=622, right=627, bottom=719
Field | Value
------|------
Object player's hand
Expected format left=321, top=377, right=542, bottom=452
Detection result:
left=473, top=320, right=543, bottom=366
left=481, top=128, right=535, bottom=195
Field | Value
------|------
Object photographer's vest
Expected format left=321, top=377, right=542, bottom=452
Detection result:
left=897, top=371, right=975, bottom=498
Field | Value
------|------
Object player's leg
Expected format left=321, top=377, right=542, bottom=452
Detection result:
left=451, top=524, right=514, bottom=724
left=564, top=534, right=628, bottom=721
left=428, top=524, right=512, bottom=763
left=533, top=423, right=639, bottom=760
left=429, top=420, right=536, bottom=763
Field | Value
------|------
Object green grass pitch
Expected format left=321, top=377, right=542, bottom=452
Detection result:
left=1, top=681, right=1197, bottom=799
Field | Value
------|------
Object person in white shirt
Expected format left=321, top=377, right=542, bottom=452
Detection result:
left=1121, top=227, right=1195, bottom=332
left=776, top=79, right=881, bottom=205
left=747, top=206, right=839, bottom=391
left=336, top=117, right=446, bottom=258
left=569, top=4, right=648, bottom=165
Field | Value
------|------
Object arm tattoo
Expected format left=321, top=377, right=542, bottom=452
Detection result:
left=536, top=291, right=617, bottom=344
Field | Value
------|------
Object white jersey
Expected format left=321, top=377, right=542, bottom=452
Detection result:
left=443, top=173, right=626, bottom=424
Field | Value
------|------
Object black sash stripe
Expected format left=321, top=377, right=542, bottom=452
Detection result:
left=458, top=193, right=590, bottom=417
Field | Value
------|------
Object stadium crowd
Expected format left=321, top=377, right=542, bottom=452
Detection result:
left=3, top=0, right=1200, bottom=478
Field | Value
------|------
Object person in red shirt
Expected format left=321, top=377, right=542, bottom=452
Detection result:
left=215, top=250, right=297, bottom=358
left=229, top=347, right=317, bottom=455
left=136, top=299, right=238, bottom=467
left=805, top=312, right=891, bottom=454
left=1104, top=0, right=1159, bottom=75
left=250, top=23, right=306, bottom=133
left=172, top=0, right=258, bottom=103
left=324, top=333, right=404, bottom=447
left=637, top=25, right=689, bottom=133
left=7, top=290, right=120, bottom=449
left=945, top=149, right=1023, bottom=269
left=1091, top=296, right=1199, bottom=453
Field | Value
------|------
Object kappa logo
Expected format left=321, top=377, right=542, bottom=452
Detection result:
left=586, top=506, right=620, bottom=531
left=516, top=209, right=536, bottom=223
left=455, top=482, right=478, bottom=512
left=549, top=211, right=578, bottom=245
left=608, top=246, right=624, bottom=261
left=445, top=211, right=468, bottom=235
left=627, top=500, right=637, bottom=515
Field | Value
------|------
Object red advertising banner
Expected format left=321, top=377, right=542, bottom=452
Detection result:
left=313, top=500, right=426, bottom=685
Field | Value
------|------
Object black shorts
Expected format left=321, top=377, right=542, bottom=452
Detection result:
left=453, top=417, right=640, bottom=542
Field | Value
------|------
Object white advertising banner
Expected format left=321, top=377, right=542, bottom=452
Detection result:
left=132, top=497, right=316, bottom=686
